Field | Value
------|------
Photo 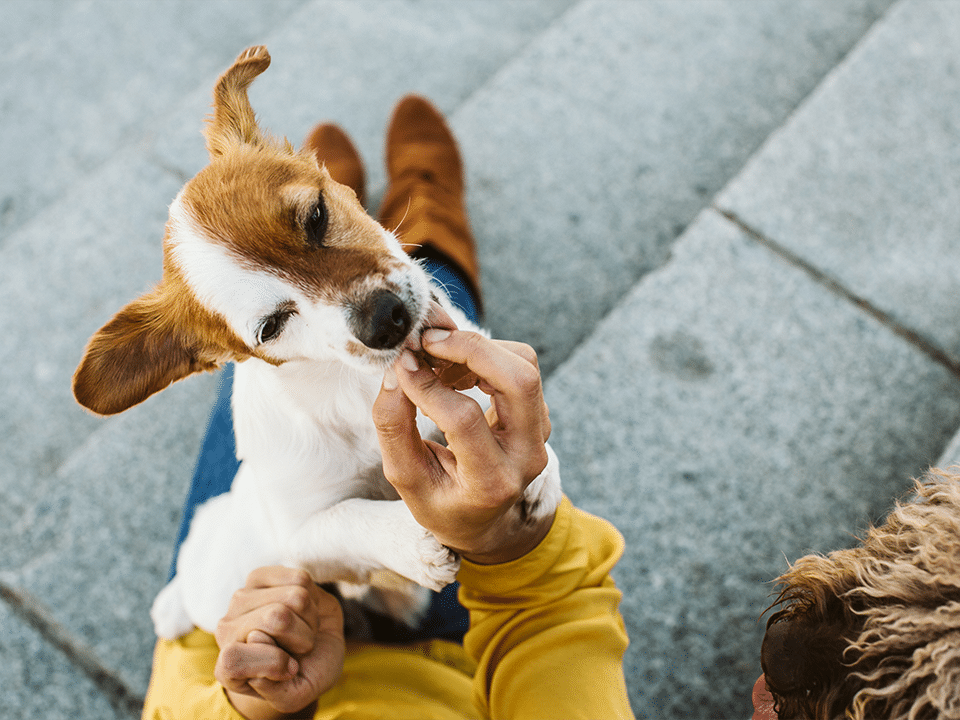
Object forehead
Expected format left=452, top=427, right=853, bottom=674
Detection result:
left=169, top=146, right=400, bottom=301
left=184, top=146, right=321, bottom=257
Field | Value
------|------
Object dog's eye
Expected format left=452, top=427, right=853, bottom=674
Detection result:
left=305, top=195, right=328, bottom=247
left=257, top=309, right=293, bottom=345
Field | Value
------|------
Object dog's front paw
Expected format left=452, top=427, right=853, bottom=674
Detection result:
left=150, top=576, right=194, bottom=640
left=409, top=530, right=460, bottom=591
left=520, top=443, right=563, bottom=522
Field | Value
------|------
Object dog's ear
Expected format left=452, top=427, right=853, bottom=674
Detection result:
left=73, top=290, right=219, bottom=416
left=204, top=45, right=271, bottom=158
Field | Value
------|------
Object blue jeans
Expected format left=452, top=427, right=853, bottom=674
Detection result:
left=169, top=259, right=480, bottom=643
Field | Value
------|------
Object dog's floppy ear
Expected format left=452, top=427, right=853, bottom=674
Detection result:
left=73, top=290, right=218, bottom=416
left=204, top=45, right=271, bottom=158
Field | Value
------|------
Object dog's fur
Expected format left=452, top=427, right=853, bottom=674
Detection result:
left=73, top=46, right=562, bottom=638
left=762, top=467, right=960, bottom=719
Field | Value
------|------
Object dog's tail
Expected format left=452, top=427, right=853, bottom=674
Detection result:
left=205, top=45, right=272, bottom=158
left=150, top=575, right=194, bottom=640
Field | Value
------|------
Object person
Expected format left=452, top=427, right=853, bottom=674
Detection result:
left=142, top=96, right=634, bottom=719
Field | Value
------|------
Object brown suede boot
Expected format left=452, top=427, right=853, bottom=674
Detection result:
left=378, top=95, right=482, bottom=309
left=302, top=122, right=366, bottom=206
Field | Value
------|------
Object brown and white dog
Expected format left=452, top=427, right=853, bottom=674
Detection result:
left=73, top=46, right=562, bottom=639
left=761, top=467, right=960, bottom=720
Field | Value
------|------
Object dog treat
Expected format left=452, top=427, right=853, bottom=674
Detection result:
left=414, top=346, right=479, bottom=390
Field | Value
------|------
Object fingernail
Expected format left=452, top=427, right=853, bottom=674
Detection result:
left=382, top=366, right=398, bottom=390
left=400, top=350, right=419, bottom=372
left=287, top=658, right=299, bottom=676
left=422, top=328, right=451, bottom=344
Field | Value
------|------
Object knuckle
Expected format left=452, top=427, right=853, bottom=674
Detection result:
left=284, top=584, right=312, bottom=615
left=245, top=567, right=266, bottom=584
left=371, top=397, right=396, bottom=429
left=459, top=330, right=485, bottom=353
left=288, top=567, right=313, bottom=589
left=265, top=603, right=294, bottom=633
left=515, top=342, right=540, bottom=368
left=317, top=588, right=344, bottom=618
left=448, top=402, right=486, bottom=435
left=374, top=415, right=409, bottom=444
left=513, top=362, right=542, bottom=397
left=497, top=340, right=539, bottom=368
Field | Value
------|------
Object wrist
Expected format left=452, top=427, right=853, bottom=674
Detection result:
left=459, top=510, right=554, bottom=565
left=458, top=444, right=563, bottom=564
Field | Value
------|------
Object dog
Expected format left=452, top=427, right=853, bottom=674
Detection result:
left=761, top=467, right=960, bottom=719
left=72, top=46, right=562, bottom=639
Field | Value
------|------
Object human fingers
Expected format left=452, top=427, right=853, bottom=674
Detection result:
left=217, top=568, right=325, bottom=655
left=422, top=332, right=544, bottom=425
left=215, top=637, right=298, bottom=696
left=420, top=331, right=548, bottom=471
left=490, top=339, right=539, bottom=369
left=481, top=340, right=551, bottom=440
left=246, top=611, right=346, bottom=714
left=393, top=350, right=502, bottom=480
left=244, top=565, right=315, bottom=590
left=373, top=367, right=446, bottom=489
left=240, top=567, right=322, bottom=620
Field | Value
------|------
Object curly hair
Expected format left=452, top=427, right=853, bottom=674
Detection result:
left=762, top=468, right=960, bottom=719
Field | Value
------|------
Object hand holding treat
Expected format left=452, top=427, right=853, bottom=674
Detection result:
left=405, top=301, right=480, bottom=390
left=374, top=324, right=554, bottom=564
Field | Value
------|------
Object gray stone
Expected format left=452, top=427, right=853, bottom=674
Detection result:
left=938, top=426, right=960, bottom=468
left=0, top=600, right=129, bottom=720
left=0, top=150, right=218, bottom=694
left=149, top=0, right=579, bottom=202
left=0, top=152, right=185, bottom=571
left=545, top=209, right=960, bottom=718
left=718, top=0, right=960, bottom=366
left=0, top=0, right=308, bottom=242
left=3, top=373, right=217, bottom=693
left=455, top=0, right=894, bottom=373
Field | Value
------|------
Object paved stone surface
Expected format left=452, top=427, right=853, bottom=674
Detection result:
left=6, top=0, right=960, bottom=717
left=2, top=374, right=218, bottom=693
left=0, top=0, right=309, bottom=243
left=546, top=209, right=960, bottom=718
left=0, top=152, right=184, bottom=573
left=149, top=0, right=579, bottom=206
left=0, top=602, right=128, bottom=720
left=939, top=427, right=960, bottom=468
left=455, top=0, right=893, bottom=372
left=718, top=0, right=960, bottom=367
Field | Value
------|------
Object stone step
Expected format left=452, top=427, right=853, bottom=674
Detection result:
left=543, top=0, right=960, bottom=715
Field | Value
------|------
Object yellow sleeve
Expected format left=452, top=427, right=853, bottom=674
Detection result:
left=141, top=628, right=245, bottom=720
left=457, top=496, right=635, bottom=720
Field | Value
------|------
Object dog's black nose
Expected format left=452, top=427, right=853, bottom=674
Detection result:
left=357, top=290, right=412, bottom=350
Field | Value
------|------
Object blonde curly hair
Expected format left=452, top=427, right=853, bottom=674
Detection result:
left=762, top=468, right=960, bottom=720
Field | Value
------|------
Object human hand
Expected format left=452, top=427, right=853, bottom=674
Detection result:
left=214, top=567, right=345, bottom=719
left=373, top=328, right=555, bottom=565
